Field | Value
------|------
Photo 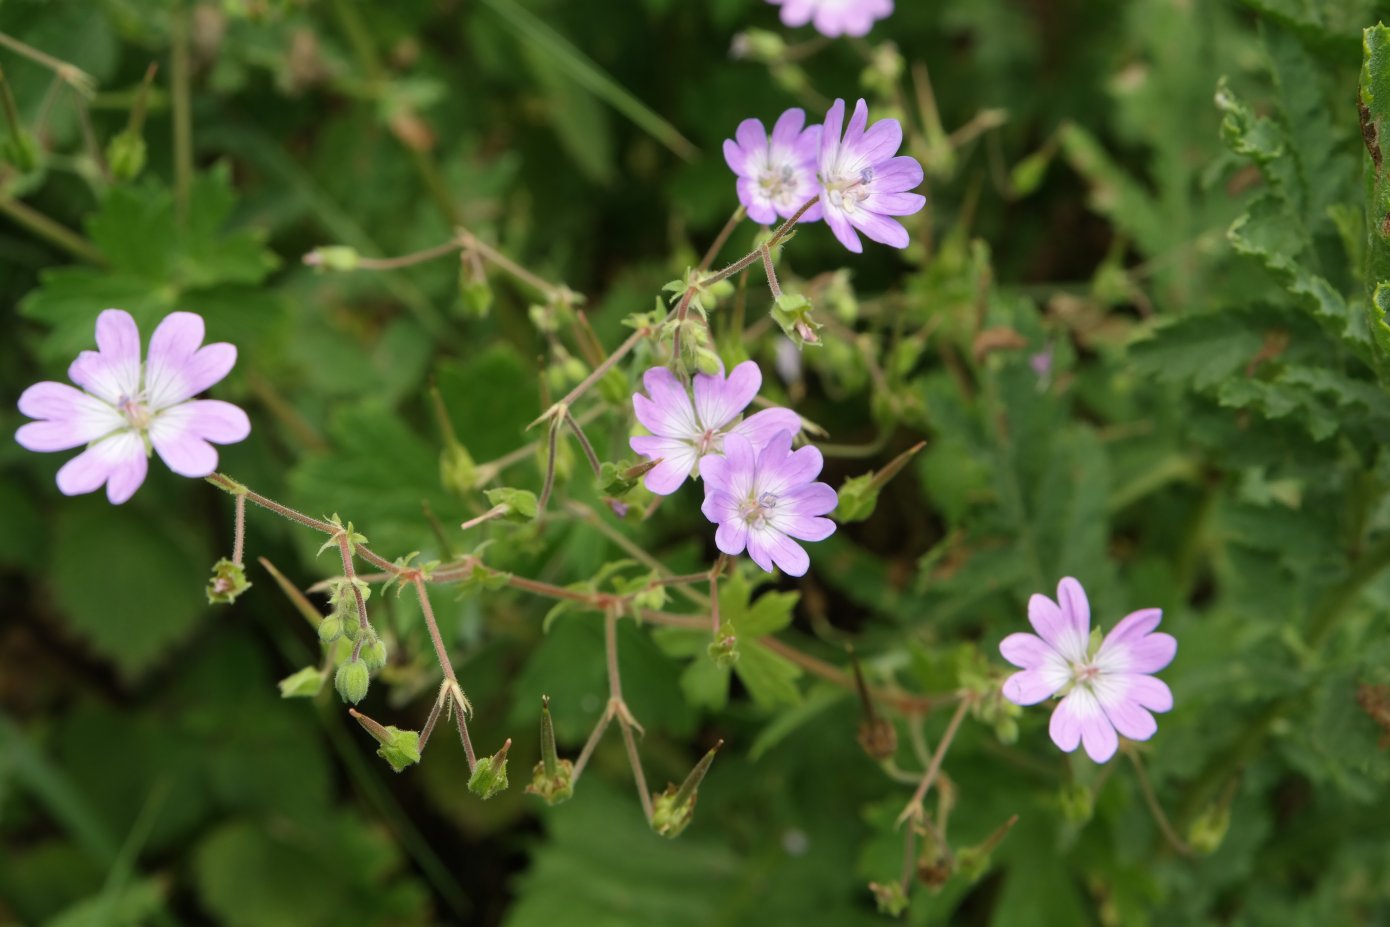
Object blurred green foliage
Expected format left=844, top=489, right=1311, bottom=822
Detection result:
left=5, top=0, right=1390, bottom=925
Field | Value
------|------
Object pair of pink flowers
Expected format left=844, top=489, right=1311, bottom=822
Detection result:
left=723, top=97, right=925, bottom=253
left=16, top=309, right=249, bottom=503
left=629, top=362, right=837, bottom=577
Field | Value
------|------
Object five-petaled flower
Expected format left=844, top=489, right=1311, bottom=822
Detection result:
left=767, top=0, right=893, bottom=38
left=699, top=430, right=837, bottom=577
left=15, top=309, right=250, bottom=504
left=817, top=98, right=925, bottom=253
left=723, top=108, right=823, bottom=225
left=630, top=361, right=801, bottom=495
left=999, top=577, right=1176, bottom=763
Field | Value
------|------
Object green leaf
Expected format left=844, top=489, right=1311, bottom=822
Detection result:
left=1129, top=310, right=1268, bottom=389
left=46, top=502, right=211, bottom=681
left=277, top=667, right=327, bottom=698
left=732, top=638, right=802, bottom=709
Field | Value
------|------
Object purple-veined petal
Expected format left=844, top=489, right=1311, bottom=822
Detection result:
left=702, top=488, right=740, bottom=527
left=823, top=206, right=863, bottom=253
left=866, top=192, right=927, bottom=217
left=849, top=211, right=909, bottom=249
left=770, top=513, right=835, bottom=542
left=1096, top=686, right=1158, bottom=742
left=1111, top=673, right=1173, bottom=713
left=820, top=98, right=846, bottom=167
left=630, top=435, right=698, bottom=494
left=1027, top=591, right=1087, bottom=661
left=777, top=481, right=838, bottom=517
left=16, top=382, right=124, bottom=450
left=1056, top=576, right=1091, bottom=640
left=731, top=407, right=802, bottom=451
left=1002, top=668, right=1064, bottom=706
left=147, top=400, right=250, bottom=478
left=852, top=117, right=903, bottom=170
left=148, top=339, right=236, bottom=409
left=866, top=156, right=925, bottom=193
left=714, top=517, right=750, bottom=558
left=719, top=432, right=760, bottom=500
left=737, top=177, right=779, bottom=225
left=694, top=360, right=760, bottom=431
left=638, top=367, right=699, bottom=438
left=55, top=430, right=147, bottom=503
left=757, top=435, right=824, bottom=495
left=843, top=99, right=870, bottom=146
left=757, top=528, right=810, bottom=576
left=999, top=631, right=1054, bottom=670
left=67, top=310, right=142, bottom=405
left=770, top=107, right=807, bottom=151
left=743, top=528, right=778, bottom=573
left=1052, top=687, right=1118, bottom=762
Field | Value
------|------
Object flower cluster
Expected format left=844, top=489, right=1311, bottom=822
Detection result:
left=766, top=0, right=893, bottom=38
left=999, top=577, right=1176, bottom=763
left=724, top=97, right=924, bottom=253
left=16, top=309, right=250, bottom=504
left=629, top=361, right=837, bottom=577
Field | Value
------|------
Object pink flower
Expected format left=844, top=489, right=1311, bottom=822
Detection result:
left=817, top=98, right=925, bottom=253
left=16, top=309, right=250, bottom=504
left=630, top=361, right=801, bottom=495
left=699, top=430, right=837, bottom=577
left=767, top=0, right=893, bottom=38
left=723, top=108, right=823, bottom=225
left=1000, top=578, right=1176, bottom=763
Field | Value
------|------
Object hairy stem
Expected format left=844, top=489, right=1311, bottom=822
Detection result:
left=896, top=696, right=972, bottom=827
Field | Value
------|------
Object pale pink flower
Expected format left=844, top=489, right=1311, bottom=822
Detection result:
left=723, top=108, right=823, bottom=225
left=1000, top=577, right=1176, bottom=763
left=817, top=98, right=925, bottom=253
left=630, top=361, right=801, bottom=496
left=767, top=0, right=893, bottom=38
left=16, top=309, right=250, bottom=504
left=699, top=430, right=837, bottom=577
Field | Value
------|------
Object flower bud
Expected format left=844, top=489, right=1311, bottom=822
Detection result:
left=770, top=293, right=824, bottom=349
left=441, top=441, right=479, bottom=496
left=340, top=616, right=363, bottom=642
left=278, top=666, right=326, bottom=698
left=303, top=245, right=361, bottom=272
left=857, top=717, right=898, bottom=761
left=484, top=487, right=539, bottom=522
left=334, top=658, right=370, bottom=705
left=468, top=740, right=512, bottom=800
left=730, top=28, right=785, bottom=62
left=350, top=709, right=421, bottom=773
left=458, top=277, right=493, bottom=319
left=106, top=129, right=146, bottom=181
left=1187, top=801, right=1231, bottom=855
left=868, top=881, right=909, bottom=917
left=361, top=636, right=388, bottom=673
left=707, top=634, right=739, bottom=668
left=206, top=558, right=252, bottom=604
left=317, top=614, right=343, bottom=643
left=651, top=741, right=721, bottom=839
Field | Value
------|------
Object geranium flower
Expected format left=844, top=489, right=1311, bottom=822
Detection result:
left=723, top=108, right=823, bottom=225
left=767, top=0, right=893, bottom=38
left=816, top=98, right=925, bottom=253
left=16, top=309, right=250, bottom=504
left=630, top=361, right=800, bottom=495
left=1000, top=577, right=1176, bottom=763
left=699, top=430, right=837, bottom=576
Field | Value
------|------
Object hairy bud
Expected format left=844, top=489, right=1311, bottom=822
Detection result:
left=334, top=658, right=370, bottom=705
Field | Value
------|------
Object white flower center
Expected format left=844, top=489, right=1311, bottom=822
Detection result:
left=820, top=169, right=871, bottom=214
left=117, top=393, right=153, bottom=432
left=758, top=163, right=800, bottom=204
left=740, top=491, right=780, bottom=525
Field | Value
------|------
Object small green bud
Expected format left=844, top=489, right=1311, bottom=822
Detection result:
left=441, top=442, right=479, bottom=496
left=277, top=666, right=326, bottom=698
left=650, top=741, right=721, bottom=838
left=334, top=658, right=370, bottom=705
left=304, top=245, right=361, bottom=272
left=707, top=634, right=739, bottom=668
left=770, top=293, right=823, bottom=348
left=361, top=636, right=388, bottom=673
left=730, top=28, right=785, bottom=62
left=1187, top=801, right=1231, bottom=855
left=527, top=757, right=574, bottom=805
left=106, top=129, right=146, bottom=180
left=317, top=614, right=343, bottom=643
left=350, top=709, right=421, bottom=773
left=484, top=487, right=539, bottom=522
left=468, top=740, right=512, bottom=799
left=340, top=616, right=362, bottom=642
left=458, top=278, right=493, bottom=319
left=1058, top=782, right=1093, bottom=824
left=206, top=558, right=252, bottom=604
left=868, top=880, right=909, bottom=917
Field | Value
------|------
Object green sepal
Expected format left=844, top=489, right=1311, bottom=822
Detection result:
left=277, top=666, right=326, bottom=698
left=206, top=558, right=252, bottom=605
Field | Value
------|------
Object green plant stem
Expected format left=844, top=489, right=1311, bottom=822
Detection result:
left=0, top=31, right=96, bottom=95
left=170, top=2, right=192, bottom=224
left=1126, top=749, right=1193, bottom=858
left=459, top=226, right=565, bottom=299
left=896, top=696, right=972, bottom=826
left=699, top=204, right=746, bottom=271
left=0, top=193, right=106, bottom=264
left=413, top=577, right=476, bottom=771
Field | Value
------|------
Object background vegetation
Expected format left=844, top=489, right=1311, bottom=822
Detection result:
left=4, top=0, right=1390, bottom=924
